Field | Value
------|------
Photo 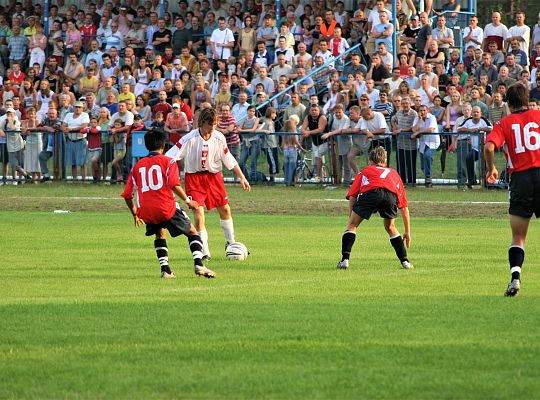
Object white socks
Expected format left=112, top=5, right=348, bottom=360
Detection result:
left=198, top=229, right=210, bottom=257
left=220, top=219, right=235, bottom=244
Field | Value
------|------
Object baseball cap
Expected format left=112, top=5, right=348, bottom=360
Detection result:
left=6, top=107, right=15, bottom=113
left=79, top=96, right=86, bottom=101
left=172, top=103, right=180, bottom=109
left=411, top=14, right=419, bottom=20
left=536, top=56, right=540, bottom=62
left=173, top=59, right=181, bottom=65
left=74, top=101, right=84, bottom=108
left=120, top=4, right=128, bottom=9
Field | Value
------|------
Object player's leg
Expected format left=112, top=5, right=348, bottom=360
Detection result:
left=505, top=215, right=530, bottom=296
left=186, top=224, right=215, bottom=278
left=193, top=205, right=211, bottom=259
left=337, top=211, right=364, bottom=269
left=217, top=203, right=235, bottom=246
left=384, top=217, right=413, bottom=269
left=154, top=229, right=175, bottom=278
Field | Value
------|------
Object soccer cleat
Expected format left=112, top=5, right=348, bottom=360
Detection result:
left=401, top=260, right=414, bottom=269
left=161, top=270, right=176, bottom=279
left=336, top=259, right=349, bottom=270
left=504, top=279, right=520, bottom=297
left=195, top=265, right=216, bottom=278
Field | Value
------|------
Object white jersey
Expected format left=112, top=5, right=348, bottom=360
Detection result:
left=165, top=129, right=238, bottom=173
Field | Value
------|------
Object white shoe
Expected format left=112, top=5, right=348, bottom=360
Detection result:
left=401, top=260, right=414, bottom=269
left=195, top=265, right=216, bottom=278
left=336, top=259, right=349, bottom=270
left=12, top=181, right=18, bottom=186
left=310, top=176, right=321, bottom=183
left=504, top=279, right=520, bottom=297
left=161, top=270, right=176, bottom=279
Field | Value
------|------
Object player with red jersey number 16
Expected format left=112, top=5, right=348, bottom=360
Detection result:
left=485, top=84, right=540, bottom=297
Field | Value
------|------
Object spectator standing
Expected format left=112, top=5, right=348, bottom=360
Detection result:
left=300, top=105, right=328, bottom=183
left=463, top=15, right=483, bottom=51
left=210, top=16, right=235, bottom=68
left=7, top=25, right=29, bottom=66
left=62, top=101, right=90, bottom=181
left=483, top=12, right=508, bottom=51
left=411, top=105, right=439, bottom=188
left=257, top=14, right=278, bottom=59
left=415, top=12, right=432, bottom=59
left=506, top=11, right=530, bottom=65
left=457, top=105, right=492, bottom=189
left=152, top=18, right=172, bottom=55
left=391, top=96, right=418, bottom=185
left=38, top=108, right=63, bottom=182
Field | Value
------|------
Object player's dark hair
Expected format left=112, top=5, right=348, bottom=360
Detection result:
left=369, top=146, right=387, bottom=166
left=145, top=129, right=166, bottom=151
left=198, top=108, right=218, bottom=127
left=506, top=84, right=529, bottom=110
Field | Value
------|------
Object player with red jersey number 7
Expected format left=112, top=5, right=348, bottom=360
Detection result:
left=336, top=146, right=413, bottom=271
left=485, top=84, right=540, bottom=297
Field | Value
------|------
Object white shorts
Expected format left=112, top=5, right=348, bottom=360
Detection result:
left=312, top=142, right=328, bottom=159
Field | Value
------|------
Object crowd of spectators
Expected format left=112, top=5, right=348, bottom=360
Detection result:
left=0, top=0, right=539, bottom=187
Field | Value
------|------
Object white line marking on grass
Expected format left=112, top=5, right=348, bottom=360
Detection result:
left=6, top=196, right=120, bottom=200
left=322, top=199, right=507, bottom=205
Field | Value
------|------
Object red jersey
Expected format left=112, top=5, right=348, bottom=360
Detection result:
left=85, top=127, right=101, bottom=150
left=80, top=25, right=97, bottom=47
left=218, top=114, right=239, bottom=146
left=121, top=154, right=181, bottom=224
left=152, top=102, right=173, bottom=121
left=347, top=165, right=408, bottom=209
left=486, top=109, right=540, bottom=174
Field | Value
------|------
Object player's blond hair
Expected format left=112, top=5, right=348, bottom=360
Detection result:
left=369, top=146, right=387, bottom=166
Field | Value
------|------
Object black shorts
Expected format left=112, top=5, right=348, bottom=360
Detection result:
left=509, top=167, right=540, bottom=218
left=353, top=188, right=398, bottom=220
left=145, top=208, right=192, bottom=237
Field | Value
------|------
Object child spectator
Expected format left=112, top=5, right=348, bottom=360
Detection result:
left=86, top=115, right=102, bottom=183
left=111, top=119, right=127, bottom=184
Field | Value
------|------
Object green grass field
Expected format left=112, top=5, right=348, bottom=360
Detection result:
left=1, top=184, right=539, bottom=399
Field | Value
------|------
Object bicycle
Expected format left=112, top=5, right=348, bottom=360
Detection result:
left=295, top=151, right=331, bottom=184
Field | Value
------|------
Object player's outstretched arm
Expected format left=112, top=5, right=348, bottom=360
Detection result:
left=124, top=198, right=144, bottom=227
left=484, top=141, right=499, bottom=183
left=400, top=206, right=411, bottom=248
left=232, top=164, right=252, bottom=192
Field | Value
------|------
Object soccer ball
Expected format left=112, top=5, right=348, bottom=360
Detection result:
left=225, top=242, right=249, bottom=261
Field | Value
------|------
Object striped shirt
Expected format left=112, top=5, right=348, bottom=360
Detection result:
left=218, top=114, right=239, bottom=146
left=391, top=109, right=418, bottom=151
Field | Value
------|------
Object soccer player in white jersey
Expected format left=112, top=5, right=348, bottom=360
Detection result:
left=166, top=108, right=251, bottom=259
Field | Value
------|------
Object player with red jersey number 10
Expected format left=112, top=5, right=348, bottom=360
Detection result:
left=485, top=84, right=540, bottom=297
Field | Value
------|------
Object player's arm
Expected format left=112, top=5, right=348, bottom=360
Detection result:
left=123, top=197, right=144, bottom=227
left=484, top=140, right=498, bottom=183
left=232, top=164, right=251, bottom=192
left=172, top=185, right=199, bottom=209
left=400, top=206, right=411, bottom=248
